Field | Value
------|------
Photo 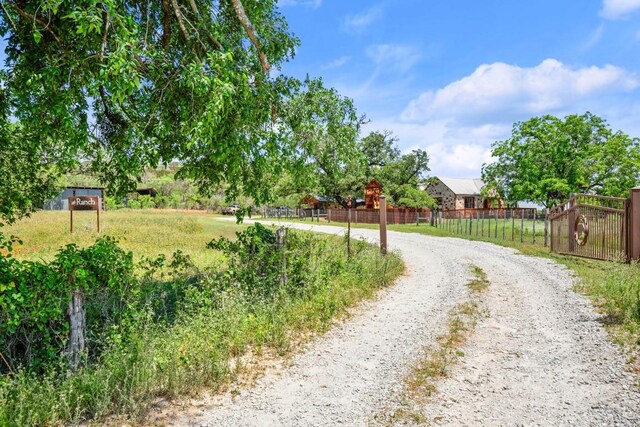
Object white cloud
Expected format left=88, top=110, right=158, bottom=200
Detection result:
left=401, top=59, right=638, bottom=123
left=366, top=44, right=421, bottom=74
left=354, top=59, right=640, bottom=178
left=343, top=5, right=383, bottom=32
left=601, top=0, right=640, bottom=19
left=362, top=120, right=507, bottom=179
left=279, top=0, right=322, bottom=9
left=322, top=56, right=351, bottom=69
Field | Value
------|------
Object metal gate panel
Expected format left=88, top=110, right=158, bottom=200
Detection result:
left=549, top=194, right=628, bottom=261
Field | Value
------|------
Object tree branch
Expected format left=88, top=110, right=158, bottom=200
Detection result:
left=169, top=0, right=190, bottom=42
left=161, top=0, right=171, bottom=48
left=4, top=0, right=63, bottom=48
left=186, top=0, right=223, bottom=50
left=99, top=10, right=110, bottom=61
left=229, top=0, right=270, bottom=73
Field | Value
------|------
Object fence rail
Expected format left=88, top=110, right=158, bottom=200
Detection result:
left=260, top=207, right=430, bottom=225
left=327, top=208, right=430, bottom=225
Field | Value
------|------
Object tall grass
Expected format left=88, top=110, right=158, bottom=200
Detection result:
left=571, top=259, right=640, bottom=336
left=0, top=231, right=403, bottom=426
left=3, top=210, right=242, bottom=268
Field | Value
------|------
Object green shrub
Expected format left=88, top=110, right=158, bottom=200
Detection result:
left=127, top=199, right=141, bottom=209
left=138, top=195, right=155, bottom=209
left=0, top=225, right=404, bottom=425
left=0, top=236, right=136, bottom=372
left=104, top=196, right=122, bottom=210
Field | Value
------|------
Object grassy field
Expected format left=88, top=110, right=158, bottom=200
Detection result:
left=2, top=210, right=245, bottom=268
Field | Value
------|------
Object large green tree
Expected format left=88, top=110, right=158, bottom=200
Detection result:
left=482, top=112, right=640, bottom=208
left=0, top=0, right=302, bottom=222
left=282, top=78, right=366, bottom=209
left=358, top=131, right=433, bottom=207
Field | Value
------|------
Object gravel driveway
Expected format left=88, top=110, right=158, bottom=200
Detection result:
left=165, top=222, right=640, bottom=426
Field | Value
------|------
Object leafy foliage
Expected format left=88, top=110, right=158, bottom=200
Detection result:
left=281, top=78, right=366, bottom=208
left=359, top=131, right=433, bottom=207
left=0, top=236, right=136, bottom=371
left=482, top=113, right=640, bottom=207
left=395, top=185, right=436, bottom=209
left=0, top=0, right=306, bottom=222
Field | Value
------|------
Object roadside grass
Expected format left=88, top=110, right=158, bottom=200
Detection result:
left=0, top=215, right=404, bottom=425
left=377, top=265, right=490, bottom=425
left=317, top=218, right=640, bottom=368
left=2, top=210, right=243, bottom=269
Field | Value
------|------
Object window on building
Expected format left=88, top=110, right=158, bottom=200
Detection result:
left=464, top=197, right=475, bottom=209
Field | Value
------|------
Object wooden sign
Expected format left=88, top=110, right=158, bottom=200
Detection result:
left=69, top=196, right=100, bottom=211
left=69, top=196, right=100, bottom=233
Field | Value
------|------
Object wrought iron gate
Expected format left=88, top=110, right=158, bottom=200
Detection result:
left=549, top=194, right=629, bottom=261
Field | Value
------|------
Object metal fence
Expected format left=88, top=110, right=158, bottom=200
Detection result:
left=549, top=194, right=628, bottom=261
left=430, top=208, right=547, bottom=245
left=261, top=207, right=327, bottom=221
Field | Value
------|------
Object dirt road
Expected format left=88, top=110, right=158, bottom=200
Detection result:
left=165, top=223, right=640, bottom=426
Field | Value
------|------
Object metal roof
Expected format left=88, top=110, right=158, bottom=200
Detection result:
left=438, top=177, right=484, bottom=195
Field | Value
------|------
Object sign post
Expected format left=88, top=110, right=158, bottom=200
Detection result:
left=380, top=195, right=387, bottom=255
left=69, top=196, right=101, bottom=233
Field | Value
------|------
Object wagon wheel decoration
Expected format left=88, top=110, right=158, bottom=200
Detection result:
left=574, top=214, right=589, bottom=246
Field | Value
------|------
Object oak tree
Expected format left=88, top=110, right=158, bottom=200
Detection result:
left=482, top=112, right=640, bottom=208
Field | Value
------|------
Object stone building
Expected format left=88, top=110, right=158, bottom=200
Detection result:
left=424, top=177, right=501, bottom=210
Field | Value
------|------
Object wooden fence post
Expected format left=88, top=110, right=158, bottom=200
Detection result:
left=532, top=209, right=536, bottom=244
left=544, top=209, right=549, bottom=247
left=568, top=207, right=576, bottom=252
left=629, top=187, right=640, bottom=261
left=380, top=196, right=387, bottom=255
left=67, top=289, right=86, bottom=372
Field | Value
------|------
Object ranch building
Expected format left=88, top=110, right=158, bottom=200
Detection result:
left=43, top=186, right=105, bottom=211
left=424, top=177, right=503, bottom=210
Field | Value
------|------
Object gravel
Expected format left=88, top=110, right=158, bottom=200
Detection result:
left=161, top=222, right=640, bottom=426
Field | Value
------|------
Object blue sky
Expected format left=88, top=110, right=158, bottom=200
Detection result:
left=278, top=0, right=640, bottom=178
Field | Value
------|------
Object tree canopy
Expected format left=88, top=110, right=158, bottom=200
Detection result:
left=481, top=113, right=640, bottom=208
left=0, top=0, right=305, bottom=222
left=281, top=78, right=366, bottom=209
left=358, top=131, right=433, bottom=207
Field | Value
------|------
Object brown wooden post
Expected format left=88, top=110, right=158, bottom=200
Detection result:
left=568, top=206, right=576, bottom=252
left=70, top=209, right=74, bottom=234
left=347, top=197, right=353, bottom=257
left=380, top=196, right=388, bottom=255
left=97, top=206, right=100, bottom=234
left=532, top=209, right=536, bottom=244
left=629, top=187, right=640, bottom=261
left=544, top=209, right=549, bottom=248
